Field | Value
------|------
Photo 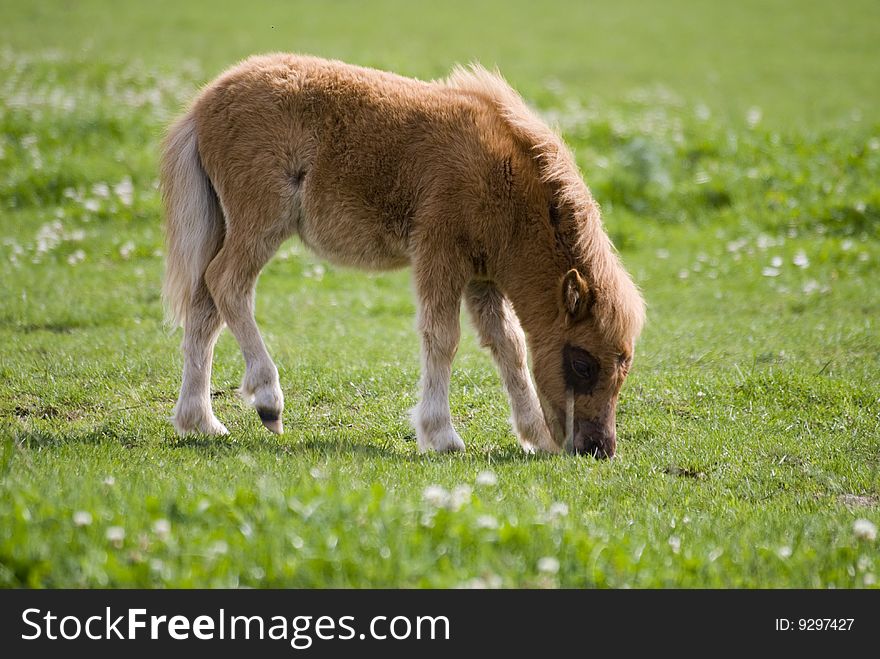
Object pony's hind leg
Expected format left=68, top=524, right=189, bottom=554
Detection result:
left=204, top=228, right=287, bottom=434
left=173, top=282, right=227, bottom=435
left=464, top=280, right=558, bottom=454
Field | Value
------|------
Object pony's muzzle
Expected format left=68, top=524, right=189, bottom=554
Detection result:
left=572, top=418, right=615, bottom=459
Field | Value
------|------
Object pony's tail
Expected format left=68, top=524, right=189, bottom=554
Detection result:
left=160, top=111, right=224, bottom=328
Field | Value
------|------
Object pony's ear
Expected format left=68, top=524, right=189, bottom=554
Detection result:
left=561, top=269, right=590, bottom=320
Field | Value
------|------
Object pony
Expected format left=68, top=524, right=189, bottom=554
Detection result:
left=161, top=54, right=645, bottom=457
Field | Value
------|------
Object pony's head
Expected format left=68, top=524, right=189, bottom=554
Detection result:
left=530, top=257, right=645, bottom=458
left=447, top=63, right=646, bottom=456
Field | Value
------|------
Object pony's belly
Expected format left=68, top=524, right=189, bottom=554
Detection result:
left=297, top=208, right=411, bottom=271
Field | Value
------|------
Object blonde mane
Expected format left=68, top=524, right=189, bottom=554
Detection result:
left=446, top=65, right=646, bottom=344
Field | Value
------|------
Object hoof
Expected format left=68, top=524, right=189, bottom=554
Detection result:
left=518, top=440, right=537, bottom=455
left=417, top=426, right=465, bottom=454
left=209, top=419, right=230, bottom=436
left=172, top=415, right=229, bottom=436
left=258, top=409, right=283, bottom=434
left=515, top=411, right=560, bottom=454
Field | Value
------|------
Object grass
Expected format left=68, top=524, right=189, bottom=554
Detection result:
left=1, top=0, right=878, bottom=587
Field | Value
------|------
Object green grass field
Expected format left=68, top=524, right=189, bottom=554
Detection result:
left=1, top=0, right=878, bottom=587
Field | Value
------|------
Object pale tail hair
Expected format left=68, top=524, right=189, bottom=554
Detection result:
left=160, top=113, right=225, bottom=327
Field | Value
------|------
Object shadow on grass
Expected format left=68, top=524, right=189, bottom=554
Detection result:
left=4, top=423, right=130, bottom=449
left=172, top=433, right=561, bottom=464
left=5, top=419, right=592, bottom=466
left=168, top=431, right=412, bottom=461
left=0, top=316, right=103, bottom=334
left=295, top=437, right=404, bottom=459
left=5, top=424, right=403, bottom=462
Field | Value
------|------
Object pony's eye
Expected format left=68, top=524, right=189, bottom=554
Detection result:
left=572, top=356, right=598, bottom=381
left=563, top=345, right=600, bottom=394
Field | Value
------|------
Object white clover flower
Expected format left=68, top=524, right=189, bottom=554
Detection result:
left=757, top=234, right=774, bottom=250
left=152, top=518, right=171, bottom=539
left=458, top=577, right=487, bottom=589
left=449, top=484, right=472, bottom=510
left=537, top=557, right=560, bottom=574
left=105, top=526, right=125, bottom=546
left=73, top=511, right=92, bottom=527
left=727, top=238, right=748, bottom=253
left=422, top=485, right=449, bottom=508
left=119, top=241, right=135, bottom=259
left=476, top=515, right=498, bottom=530
left=114, top=177, right=134, bottom=206
left=423, top=484, right=471, bottom=510
left=35, top=220, right=64, bottom=254
left=793, top=250, right=809, bottom=268
left=548, top=502, right=569, bottom=519
left=459, top=574, right=502, bottom=589
left=746, top=106, right=762, bottom=127
left=475, top=470, right=497, bottom=487
left=853, top=519, right=877, bottom=541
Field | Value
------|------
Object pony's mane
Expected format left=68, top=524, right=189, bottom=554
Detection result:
left=446, top=64, right=646, bottom=343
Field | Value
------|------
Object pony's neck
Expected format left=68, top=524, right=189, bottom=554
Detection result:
left=497, top=224, right=571, bottom=340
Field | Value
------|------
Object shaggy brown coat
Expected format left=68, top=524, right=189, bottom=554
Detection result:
left=162, top=54, right=645, bottom=456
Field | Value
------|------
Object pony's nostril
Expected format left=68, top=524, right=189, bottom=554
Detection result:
left=573, top=434, right=614, bottom=459
left=572, top=418, right=613, bottom=458
left=574, top=439, right=599, bottom=457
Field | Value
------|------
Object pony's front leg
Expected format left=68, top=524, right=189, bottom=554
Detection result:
left=464, top=280, right=558, bottom=454
left=412, top=265, right=467, bottom=453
